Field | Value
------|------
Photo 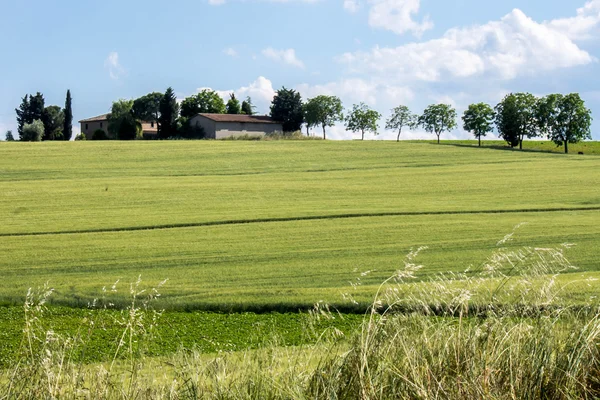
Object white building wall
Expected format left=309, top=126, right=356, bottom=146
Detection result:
left=214, top=122, right=282, bottom=139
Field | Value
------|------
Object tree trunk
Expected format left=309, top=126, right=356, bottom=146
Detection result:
left=478, top=135, right=481, bottom=147
left=306, top=125, right=309, bottom=137
left=362, top=130, right=365, bottom=140
left=397, top=128, right=401, bottom=142
left=322, top=125, right=326, bottom=140
left=437, top=133, right=440, bottom=144
left=565, top=141, right=568, bottom=154
left=519, top=136, right=523, bottom=150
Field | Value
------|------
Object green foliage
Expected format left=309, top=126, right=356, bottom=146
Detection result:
left=177, top=117, right=206, bottom=139
left=495, top=93, right=538, bottom=149
left=15, top=92, right=44, bottom=139
left=63, top=90, right=73, bottom=141
left=92, top=129, right=109, bottom=140
left=74, top=132, right=86, bottom=141
left=418, top=103, right=457, bottom=144
left=5, top=130, right=15, bottom=141
left=41, top=105, right=64, bottom=141
left=462, top=103, right=495, bottom=146
left=21, top=119, right=44, bottom=142
left=304, top=95, right=344, bottom=139
left=385, top=105, right=418, bottom=142
left=270, top=87, right=304, bottom=132
left=345, top=103, right=381, bottom=140
left=15, top=95, right=30, bottom=137
left=132, top=92, right=163, bottom=123
left=536, top=93, right=592, bottom=154
left=108, top=99, right=137, bottom=140
left=226, top=93, right=242, bottom=114
left=158, top=87, right=179, bottom=139
left=241, top=97, right=255, bottom=116
left=180, top=89, right=226, bottom=118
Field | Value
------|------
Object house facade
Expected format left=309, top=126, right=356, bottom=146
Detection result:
left=189, top=113, right=283, bottom=139
left=79, top=114, right=158, bottom=140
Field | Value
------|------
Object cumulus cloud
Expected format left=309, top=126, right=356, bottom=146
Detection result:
left=104, top=52, right=125, bottom=80
left=197, top=76, right=276, bottom=115
left=368, top=0, right=433, bottom=37
left=546, top=0, right=600, bottom=40
left=339, top=8, right=594, bottom=82
left=262, top=47, right=305, bottom=69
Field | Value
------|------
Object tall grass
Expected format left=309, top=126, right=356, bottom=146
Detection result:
left=1, top=234, right=599, bottom=399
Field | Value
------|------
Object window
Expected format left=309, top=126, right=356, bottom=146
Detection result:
left=85, top=123, right=88, bottom=130
left=100, top=122, right=103, bottom=128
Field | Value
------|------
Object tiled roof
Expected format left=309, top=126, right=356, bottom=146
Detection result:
left=79, top=114, right=110, bottom=123
left=197, top=113, right=281, bottom=124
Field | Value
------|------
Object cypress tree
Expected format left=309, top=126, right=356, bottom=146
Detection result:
left=63, top=90, right=73, bottom=141
left=15, top=95, right=30, bottom=137
left=158, top=87, right=179, bottom=139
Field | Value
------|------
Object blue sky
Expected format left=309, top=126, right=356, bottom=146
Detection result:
left=1, top=0, right=599, bottom=140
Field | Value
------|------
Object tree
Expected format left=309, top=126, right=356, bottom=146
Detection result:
left=15, top=95, right=30, bottom=137
left=385, top=105, right=417, bottom=142
left=270, top=87, right=304, bottom=132
left=41, top=105, right=65, bottom=140
left=63, top=90, right=73, bottom=141
left=226, top=93, right=241, bottom=114
left=345, top=103, right=381, bottom=140
left=132, top=92, right=163, bottom=123
left=462, top=103, right=495, bottom=147
left=28, top=92, right=45, bottom=122
left=536, top=93, right=592, bottom=154
left=21, top=119, right=44, bottom=142
left=108, top=99, right=138, bottom=140
left=241, top=97, right=255, bottom=116
left=158, top=87, right=179, bottom=139
left=495, top=93, right=538, bottom=149
left=5, top=130, right=15, bottom=141
left=180, top=89, right=226, bottom=118
left=418, top=104, right=457, bottom=144
left=303, top=95, right=343, bottom=139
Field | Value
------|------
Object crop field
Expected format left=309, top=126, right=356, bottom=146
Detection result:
left=1, top=140, right=600, bottom=309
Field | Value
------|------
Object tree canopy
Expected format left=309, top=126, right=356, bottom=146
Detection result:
left=108, top=99, right=138, bottom=140
left=41, top=105, right=65, bottom=141
left=132, top=92, right=163, bottom=122
left=385, top=105, right=417, bottom=142
left=462, top=103, right=495, bottom=147
left=270, top=87, right=304, bottom=133
left=495, top=93, right=538, bottom=149
left=21, top=119, right=44, bottom=142
left=16, top=92, right=45, bottom=138
left=5, top=130, right=15, bottom=141
left=180, top=90, right=226, bottom=118
left=536, top=93, right=592, bottom=154
left=241, top=97, right=255, bottom=116
left=226, top=93, right=242, bottom=114
left=158, top=87, right=179, bottom=139
left=418, top=104, right=457, bottom=144
left=304, top=95, right=343, bottom=139
left=345, top=103, right=381, bottom=140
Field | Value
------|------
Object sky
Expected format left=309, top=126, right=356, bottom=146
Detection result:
left=1, top=0, right=599, bottom=140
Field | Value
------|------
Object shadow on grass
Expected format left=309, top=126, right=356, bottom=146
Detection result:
left=431, top=142, right=572, bottom=155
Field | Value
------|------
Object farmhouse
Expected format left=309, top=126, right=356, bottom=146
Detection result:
left=189, top=113, right=283, bottom=139
left=79, top=114, right=158, bottom=140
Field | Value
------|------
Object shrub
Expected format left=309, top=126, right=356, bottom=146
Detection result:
left=74, top=133, right=86, bottom=141
left=21, top=119, right=44, bottom=142
left=91, top=129, right=109, bottom=140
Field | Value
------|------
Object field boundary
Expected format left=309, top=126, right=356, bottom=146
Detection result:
left=2, top=206, right=599, bottom=238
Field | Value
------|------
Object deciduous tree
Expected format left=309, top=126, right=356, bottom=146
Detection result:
left=63, top=90, right=73, bottom=141
left=5, top=130, right=15, bottom=141
left=180, top=89, right=226, bottom=118
left=158, top=87, right=179, bottom=139
left=462, top=103, right=495, bottom=147
left=132, top=92, right=163, bottom=123
left=21, top=119, right=44, bottom=142
left=241, top=97, right=255, bottom=116
left=226, top=93, right=241, bottom=114
left=304, top=95, right=343, bottom=139
left=418, top=104, right=457, bottom=144
left=41, top=105, right=65, bottom=141
left=385, top=105, right=417, bottom=142
left=495, top=93, right=538, bottom=149
left=345, top=103, right=381, bottom=140
left=270, top=87, right=304, bottom=132
left=108, top=99, right=138, bottom=140
left=536, top=93, right=592, bottom=154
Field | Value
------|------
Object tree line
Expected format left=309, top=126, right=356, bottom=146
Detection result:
left=7, top=86, right=592, bottom=153
left=10, top=91, right=73, bottom=141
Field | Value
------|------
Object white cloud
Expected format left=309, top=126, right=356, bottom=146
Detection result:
left=262, top=47, right=305, bottom=69
left=340, top=8, right=594, bottom=82
left=208, top=0, right=226, bottom=5
left=104, top=52, right=125, bottom=80
left=344, top=0, right=360, bottom=13
left=367, top=0, right=433, bottom=37
left=197, top=76, right=276, bottom=115
left=223, top=47, right=238, bottom=57
left=546, top=0, right=600, bottom=40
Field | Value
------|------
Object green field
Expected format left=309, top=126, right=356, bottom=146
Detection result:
left=1, top=140, right=599, bottom=309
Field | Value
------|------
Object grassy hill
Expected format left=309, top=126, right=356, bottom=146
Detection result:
left=1, top=140, right=599, bottom=310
